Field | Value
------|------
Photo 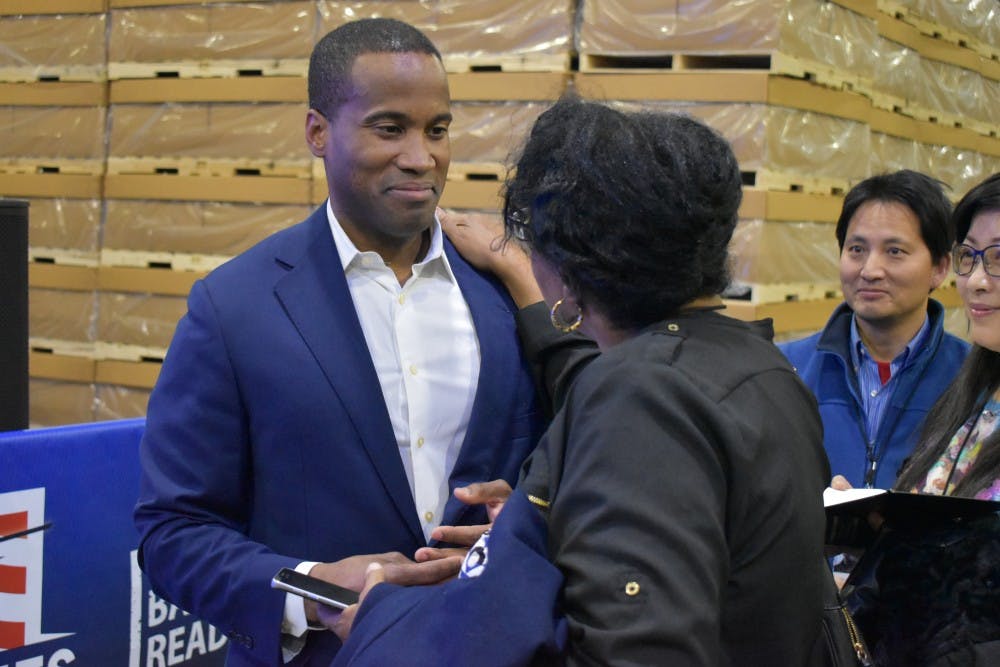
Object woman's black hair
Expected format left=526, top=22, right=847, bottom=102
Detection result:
left=895, top=173, right=1000, bottom=496
left=502, top=95, right=742, bottom=331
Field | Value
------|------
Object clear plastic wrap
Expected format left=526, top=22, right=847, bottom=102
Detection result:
left=906, top=0, right=994, bottom=47
left=29, top=379, right=95, bottom=427
left=97, top=292, right=188, bottom=351
left=0, top=14, right=106, bottom=77
left=779, top=0, right=878, bottom=82
left=427, top=0, right=572, bottom=58
left=578, top=0, right=877, bottom=82
left=610, top=101, right=870, bottom=181
left=915, top=143, right=985, bottom=196
left=870, top=132, right=921, bottom=175
left=985, top=3, right=999, bottom=52
left=107, top=103, right=309, bottom=163
left=728, top=219, right=841, bottom=285
left=0, top=106, right=106, bottom=160
left=102, top=200, right=308, bottom=255
left=318, top=0, right=573, bottom=60
left=578, top=0, right=785, bottom=53
left=942, top=306, right=971, bottom=343
left=29, top=288, right=97, bottom=342
left=449, top=102, right=547, bottom=164
left=94, top=384, right=151, bottom=421
left=874, top=37, right=924, bottom=110
left=915, top=57, right=986, bottom=124
left=27, top=198, right=102, bottom=254
left=108, top=2, right=315, bottom=63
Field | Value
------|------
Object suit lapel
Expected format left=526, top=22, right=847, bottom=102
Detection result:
left=273, top=210, right=423, bottom=543
left=441, top=240, right=522, bottom=527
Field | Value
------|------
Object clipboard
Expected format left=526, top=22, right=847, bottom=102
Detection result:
left=824, top=489, right=1000, bottom=549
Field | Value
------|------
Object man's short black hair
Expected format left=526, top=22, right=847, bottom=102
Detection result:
left=503, top=95, right=742, bottom=331
left=835, top=170, right=953, bottom=263
left=308, top=18, right=442, bottom=119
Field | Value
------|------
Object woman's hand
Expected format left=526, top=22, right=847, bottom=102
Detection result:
left=438, top=209, right=543, bottom=308
left=831, top=475, right=852, bottom=490
left=414, top=480, right=513, bottom=562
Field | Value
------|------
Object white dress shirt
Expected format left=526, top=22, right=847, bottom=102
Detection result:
left=282, top=202, right=480, bottom=655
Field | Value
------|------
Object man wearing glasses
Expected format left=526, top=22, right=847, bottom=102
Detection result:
left=780, top=170, right=969, bottom=490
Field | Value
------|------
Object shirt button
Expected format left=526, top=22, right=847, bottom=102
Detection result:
left=398, top=294, right=405, bottom=305
left=416, top=436, right=425, bottom=448
left=424, top=511, right=434, bottom=522
left=870, top=389, right=878, bottom=398
left=409, top=364, right=418, bottom=375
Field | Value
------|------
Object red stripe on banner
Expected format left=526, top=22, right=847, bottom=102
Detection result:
left=0, top=563, right=27, bottom=594
left=0, top=620, right=26, bottom=650
left=0, top=511, right=28, bottom=539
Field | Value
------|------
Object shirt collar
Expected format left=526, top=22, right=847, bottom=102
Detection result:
left=850, top=312, right=931, bottom=369
left=325, top=200, right=455, bottom=282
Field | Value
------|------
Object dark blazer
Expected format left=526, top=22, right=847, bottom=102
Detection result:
left=331, top=306, right=832, bottom=666
left=134, top=206, right=542, bottom=666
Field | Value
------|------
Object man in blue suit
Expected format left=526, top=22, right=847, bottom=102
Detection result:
left=134, top=18, right=543, bottom=666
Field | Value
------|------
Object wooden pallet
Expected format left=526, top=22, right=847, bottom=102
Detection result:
left=448, top=162, right=507, bottom=182
left=107, top=59, right=308, bottom=81
left=900, top=104, right=962, bottom=129
left=748, top=170, right=851, bottom=197
left=724, top=297, right=840, bottom=335
left=0, top=158, right=104, bottom=176
left=722, top=281, right=842, bottom=305
left=0, top=65, right=105, bottom=83
left=106, top=156, right=311, bottom=179
left=29, top=247, right=99, bottom=268
left=29, top=337, right=96, bottom=359
left=579, top=50, right=867, bottom=95
left=95, top=341, right=167, bottom=363
left=100, top=248, right=230, bottom=273
left=878, top=0, right=974, bottom=49
left=0, top=0, right=106, bottom=15
left=442, top=52, right=570, bottom=74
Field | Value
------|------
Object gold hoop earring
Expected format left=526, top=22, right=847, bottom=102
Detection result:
left=550, top=298, right=583, bottom=333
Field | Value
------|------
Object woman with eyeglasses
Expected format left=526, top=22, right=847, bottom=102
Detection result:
left=893, top=172, right=1000, bottom=500
left=845, top=172, right=1000, bottom=666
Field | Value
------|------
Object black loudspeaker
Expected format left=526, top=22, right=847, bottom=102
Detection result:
left=0, top=198, right=29, bottom=431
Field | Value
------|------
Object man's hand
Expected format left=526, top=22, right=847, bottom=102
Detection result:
left=304, top=552, right=462, bottom=624
left=319, top=562, right=387, bottom=643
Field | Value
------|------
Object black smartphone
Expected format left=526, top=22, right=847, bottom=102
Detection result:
left=271, top=567, right=360, bottom=610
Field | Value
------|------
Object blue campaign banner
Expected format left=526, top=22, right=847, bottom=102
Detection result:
left=0, top=419, right=227, bottom=667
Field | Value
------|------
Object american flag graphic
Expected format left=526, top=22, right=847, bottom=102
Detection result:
left=0, top=488, right=70, bottom=650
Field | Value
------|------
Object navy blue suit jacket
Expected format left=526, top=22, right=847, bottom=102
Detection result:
left=134, top=206, right=543, bottom=666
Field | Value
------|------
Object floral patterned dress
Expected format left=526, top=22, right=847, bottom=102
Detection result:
left=913, top=396, right=1000, bottom=501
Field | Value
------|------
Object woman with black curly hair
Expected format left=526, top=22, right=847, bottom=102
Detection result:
left=324, top=96, right=833, bottom=666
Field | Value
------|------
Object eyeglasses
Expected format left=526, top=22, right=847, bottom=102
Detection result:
left=953, top=243, right=1000, bottom=277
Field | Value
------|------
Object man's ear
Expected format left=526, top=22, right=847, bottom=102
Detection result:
left=930, top=252, right=950, bottom=292
left=305, top=109, right=328, bottom=158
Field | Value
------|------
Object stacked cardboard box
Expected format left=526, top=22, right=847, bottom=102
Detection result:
left=0, top=2, right=110, bottom=425
left=3, top=0, right=995, bottom=422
